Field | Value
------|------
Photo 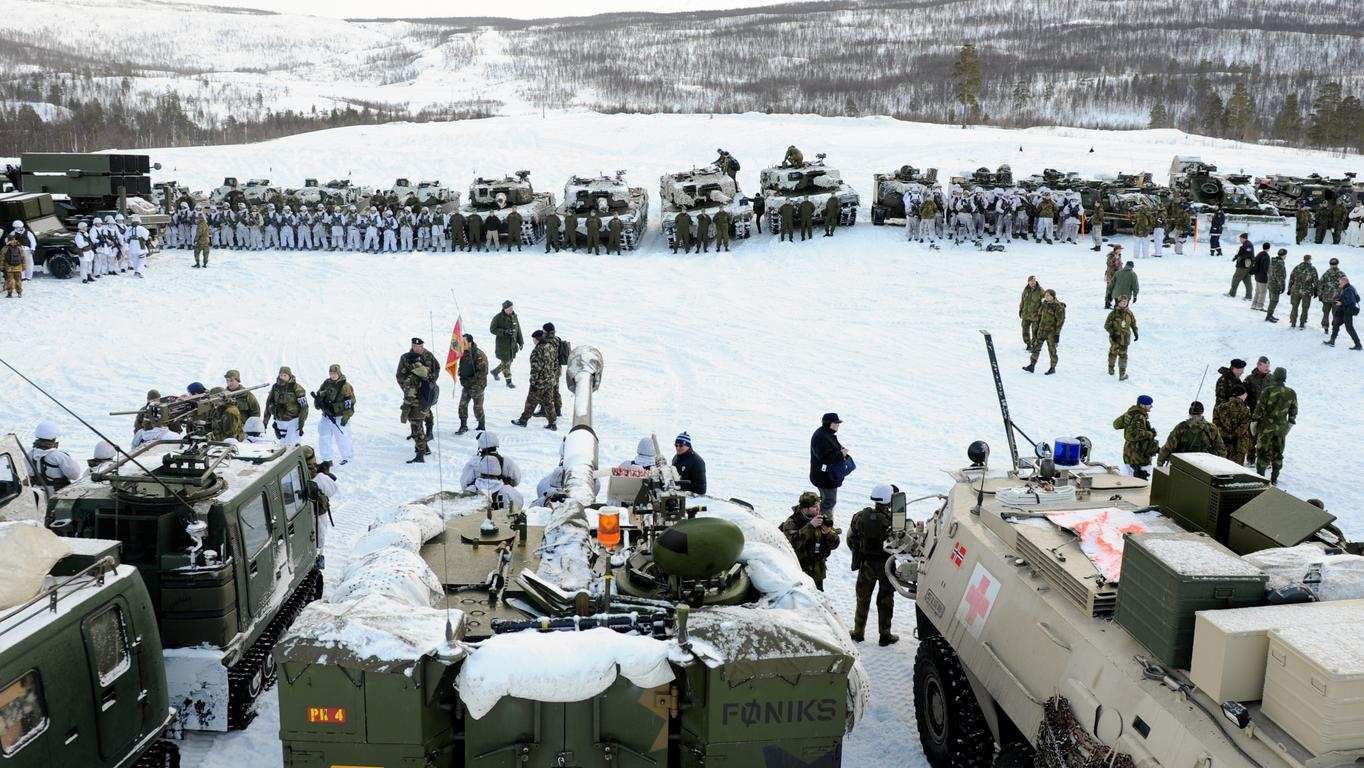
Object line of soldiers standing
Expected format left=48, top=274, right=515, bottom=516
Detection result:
left=1227, top=239, right=1359, bottom=348
left=544, top=208, right=633, bottom=254
left=1114, top=356, right=1299, bottom=485
left=1294, top=198, right=1360, bottom=246
left=771, top=195, right=844, bottom=244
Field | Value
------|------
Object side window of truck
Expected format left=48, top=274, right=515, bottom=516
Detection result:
left=0, top=670, right=48, bottom=756
left=0, top=454, right=19, bottom=505
left=240, top=491, right=272, bottom=556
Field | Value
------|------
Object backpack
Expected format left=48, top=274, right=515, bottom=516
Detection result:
left=557, top=336, right=571, bottom=364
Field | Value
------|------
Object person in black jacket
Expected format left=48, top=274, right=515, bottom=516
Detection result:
left=1208, top=207, right=1226, bottom=257
left=1251, top=242, right=1271, bottom=310
left=809, top=412, right=849, bottom=519
left=671, top=432, right=706, bottom=494
left=1228, top=234, right=1254, bottom=300
left=1324, top=274, right=1362, bottom=350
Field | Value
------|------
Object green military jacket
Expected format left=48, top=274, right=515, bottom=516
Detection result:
left=316, top=376, right=356, bottom=424
left=396, top=350, right=439, bottom=391
left=1132, top=209, right=1152, bottom=237
left=1158, top=416, right=1224, bottom=465
left=1035, top=299, right=1066, bottom=337
left=919, top=199, right=938, bottom=219
left=227, top=386, right=261, bottom=420
left=1318, top=267, right=1343, bottom=302
left=1113, top=405, right=1158, bottom=467
left=264, top=380, right=309, bottom=425
left=459, top=344, right=489, bottom=392
left=846, top=505, right=892, bottom=569
left=1018, top=283, right=1044, bottom=321
left=506, top=211, right=523, bottom=244
left=673, top=212, right=691, bottom=240
left=1267, top=256, right=1287, bottom=293
left=1037, top=199, right=1057, bottom=219
left=823, top=195, right=840, bottom=224
left=490, top=311, right=523, bottom=361
left=1289, top=262, right=1319, bottom=296
left=1252, top=382, right=1298, bottom=433
left=1109, top=268, right=1139, bottom=300
left=1212, top=398, right=1252, bottom=460
left=216, top=401, right=244, bottom=442
left=527, top=337, right=559, bottom=393
left=713, top=210, right=732, bottom=240
left=779, top=509, right=840, bottom=580
left=1104, top=307, right=1137, bottom=346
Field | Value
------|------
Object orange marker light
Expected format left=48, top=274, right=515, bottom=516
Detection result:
left=597, top=510, right=621, bottom=550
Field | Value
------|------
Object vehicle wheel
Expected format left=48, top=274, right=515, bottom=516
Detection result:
left=246, top=662, right=267, bottom=699
left=993, top=741, right=1035, bottom=768
left=1198, top=181, right=1221, bottom=197
left=915, top=634, right=995, bottom=768
left=45, top=252, right=75, bottom=279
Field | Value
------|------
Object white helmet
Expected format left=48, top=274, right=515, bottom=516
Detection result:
left=93, top=440, right=116, bottom=461
left=115, top=214, right=125, bottom=222
left=11, top=220, right=22, bottom=229
left=871, top=483, right=899, bottom=504
left=34, top=420, right=59, bottom=441
left=77, top=221, right=89, bottom=230
left=244, top=416, right=265, bottom=436
left=477, top=431, right=499, bottom=451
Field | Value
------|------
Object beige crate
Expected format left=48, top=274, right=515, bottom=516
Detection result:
left=1190, top=599, right=1364, bottom=702
left=1262, top=625, right=1364, bottom=756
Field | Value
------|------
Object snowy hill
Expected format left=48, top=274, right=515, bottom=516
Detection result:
left=4, top=0, right=1361, bottom=141
left=3, top=112, right=1362, bottom=768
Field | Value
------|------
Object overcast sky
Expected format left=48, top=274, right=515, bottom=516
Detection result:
left=176, top=0, right=794, bottom=19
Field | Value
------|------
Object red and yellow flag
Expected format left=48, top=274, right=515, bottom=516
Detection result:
left=444, top=315, right=466, bottom=382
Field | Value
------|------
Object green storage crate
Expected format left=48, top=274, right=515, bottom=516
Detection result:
left=1157, top=454, right=1268, bottom=541
left=1115, top=532, right=1266, bottom=669
left=22, top=152, right=114, bottom=174
left=1227, top=487, right=1336, bottom=555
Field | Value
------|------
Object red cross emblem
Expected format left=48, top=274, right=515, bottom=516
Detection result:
left=963, top=575, right=993, bottom=623
left=955, top=563, right=1000, bottom=638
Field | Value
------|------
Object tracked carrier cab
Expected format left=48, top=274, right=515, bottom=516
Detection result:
left=871, top=165, right=939, bottom=225
left=277, top=347, right=866, bottom=768
left=559, top=172, right=649, bottom=249
left=1255, top=173, right=1358, bottom=216
left=886, top=335, right=1364, bottom=768
left=758, top=152, right=859, bottom=233
left=1171, top=156, right=1288, bottom=239
left=46, top=435, right=324, bottom=733
left=0, top=525, right=178, bottom=768
left=460, top=172, right=555, bottom=245
left=659, top=160, right=754, bottom=249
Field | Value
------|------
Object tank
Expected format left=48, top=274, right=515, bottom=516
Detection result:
left=210, top=177, right=242, bottom=205
left=460, top=171, right=555, bottom=245
left=0, top=192, right=78, bottom=278
left=1255, top=173, right=1359, bottom=216
left=881, top=331, right=1363, bottom=768
left=1085, top=179, right=1173, bottom=235
left=389, top=178, right=456, bottom=207
left=276, top=346, right=867, bottom=768
left=660, top=152, right=755, bottom=249
left=758, top=150, right=859, bottom=233
left=559, top=172, right=649, bottom=250
left=870, top=165, right=939, bottom=225
left=240, top=179, right=278, bottom=204
left=0, top=526, right=179, bottom=768
left=44, top=391, right=325, bottom=733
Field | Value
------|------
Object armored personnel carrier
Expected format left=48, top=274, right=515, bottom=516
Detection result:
left=1081, top=174, right=1171, bottom=235
left=758, top=151, right=859, bottom=233
left=660, top=158, right=754, bottom=249
left=559, top=172, right=649, bottom=249
left=0, top=192, right=78, bottom=278
left=871, top=165, right=939, bottom=225
left=460, top=171, right=555, bottom=245
left=239, top=179, right=278, bottom=205
left=1255, top=173, right=1359, bottom=216
left=956, top=164, right=1016, bottom=190
left=1, top=524, right=179, bottom=768
left=277, top=346, right=866, bottom=768
left=883, top=333, right=1364, bottom=768
left=44, top=402, right=325, bottom=733
left=389, top=178, right=456, bottom=207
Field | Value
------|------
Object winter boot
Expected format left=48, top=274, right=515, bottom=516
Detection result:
left=455, top=422, right=468, bottom=435
left=849, top=629, right=864, bottom=643
left=1090, top=245, right=1101, bottom=252
left=1270, top=466, right=1280, bottom=485
left=1266, top=315, right=1279, bottom=323
left=1120, top=373, right=1129, bottom=381
left=511, top=418, right=528, bottom=427
left=1133, top=467, right=1151, bottom=480
left=879, top=633, right=900, bottom=647
left=1022, top=363, right=1035, bottom=373
left=545, top=421, right=557, bottom=431
left=1324, top=339, right=1335, bottom=347
left=406, top=451, right=425, bottom=464
left=476, top=420, right=485, bottom=431
left=492, top=369, right=500, bottom=381
left=506, top=379, right=516, bottom=389
left=1044, top=366, right=1056, bottom=375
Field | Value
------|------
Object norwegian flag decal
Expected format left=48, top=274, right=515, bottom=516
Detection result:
left=950, top=542, right=967, bottom=568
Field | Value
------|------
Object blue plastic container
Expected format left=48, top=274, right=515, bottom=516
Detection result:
left=1053, top=439, right=1082, bottom=466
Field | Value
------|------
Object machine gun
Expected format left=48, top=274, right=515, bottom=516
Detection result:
left=111, top=383, right=267, bottom=437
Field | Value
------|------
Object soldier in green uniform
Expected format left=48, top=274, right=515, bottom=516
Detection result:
left=1331, top=199, right=1349, bottom=244
left=262, top=365, right=309, bottom=446
left=1088, top=203, right=1105, bottom=251
left=208, top=386, right=244, bottom=442
left=1212, top=384, right=1252, bottom=466
left=456, top=333, right=488, bottom=435
left=449, top=211, right=466, bottom=251
left=823, top=195, right=840, bottom=236
left=193, top=212, right=211, bottom=268
left=1023, top=289, right=1066, bottom=374
left=1104, top=296, right=1138, bottom=380
left=672, top=212, right=691, bottom=254
left=541, top=322, right=571, bottom=418
left=1252, top=367, right=1297, bottom=484
left=512, top=329, right=559, bottom=430
left=695, top=212, right=712, bottom=253
left=1287, top=253, right=1318, bottom=329
left=314, top=363, right=356, bottom=464
left=1108, top=257, right=1138, bottom=306
left=1157, top=401, right=1224, bottom=465
left=563, top=211, right=579, bottom=251
left=1295, top=206, right=1311, bottom=244
left=396, top=337, right=439, bottom=464
left=505, top=210, right=523, bottom=252
left=545, top=212, right=561, bottom=253
left=1113, top=395, right=1158, bottom=478
left=713, top=209, right=732, bottom=252
left=489, top=300, right=523, bottom=387
left=224, top=369, right=261, bottom=420
left=1317, top=257, right=1344, bottom=333
left=1214, top=359, right=1246, bottom=405
left=782, top=145, right=804, bottom=168
left=779, top=491, right=841, bottom=591
left=1242, top=356, right=1272, bottom=412
left=1019, top=275, right=1043, bottom=348
left=1313, top=205, right=1332, bottom=244
left=798, top=197, right=815, bottom=241
left=778, top=200, right=796, bottom=242
left=1131, top=207, right=1152, bottom=259
left=1264, top=248, right=1287, bottom=322
left=607, top=216, right=623, bottom=254
left=585, top=210, right=602, bottom=255
left=846, top=484, right=898, bottom=646
left=466, top=213, right=484, bottom=252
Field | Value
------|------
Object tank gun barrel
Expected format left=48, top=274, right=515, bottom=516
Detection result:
left=561, top=346, right=603, bottom=507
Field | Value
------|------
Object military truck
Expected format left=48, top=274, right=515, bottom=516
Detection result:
left=758, top=151, right=859, bottom=233
left=276, top=346, right=866, bottom=768
left=871, top=165, right=939, bottom=225
left=1255, top=172, right=1359, bottom=216
left=659, top=159, right=754, bottom=249
left=11, top=153, right=169, bottom=237
left=1, top=524, right=179, bottom=768
left=558, top=172, right=649, bottom=249
left=0, top=192, right=79, bottom=278
left=882, top=333, right=1364, bottom=768
left=43, top=421, right=325, bottom=733
left=460, top=172, right=555, bottom=245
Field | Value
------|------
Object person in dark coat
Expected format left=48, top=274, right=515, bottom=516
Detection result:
left=1228, top=234, right=1253, bottom=300
left=1324, top=274, right=1362, bottom=349
left=809, top=412, right=848, bottom=519
left=1251, top=242, right=1271, bottom=311
left=671, top=432, right=706, bottom=494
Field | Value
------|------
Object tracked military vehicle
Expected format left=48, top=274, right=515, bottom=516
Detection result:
left=1083, top=174, right=1172, bottom=235
left=955, top=164, right=1016, bottom=190
left=210, top=178, right=243, bottom=206
left=660, top=158, right=754, bottom=249
left=758, top=151, right=859, bottom=233
left=559, top=172, right=649, bottom=250
left=460, top=172, right=555, bottom=246
left=871, top=165, right=939, bottom=225
left=43, top=398, right=325, bottom=733
left=277, top=346, right=866, bottom=768
left=0, top=192, right=78, bottom=278
left=883, top=333, right=1364, bottom=768
left=0, top=524, right=179, bottom=768
left=1255, top=173, right=1359, bottom=216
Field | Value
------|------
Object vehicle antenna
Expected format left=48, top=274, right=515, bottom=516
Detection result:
left=1193, top=364, right=1210, bottom=402
left=429, top=311, right=456, bottom=644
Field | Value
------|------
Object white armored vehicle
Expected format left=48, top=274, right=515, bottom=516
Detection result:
left=210, top=176, right=242, bottom=205
left=887, top=334, right=1364, bottom=768
left=758, top=150, right=859, bottom=233
left=558, top=171, right=649, bottom=249
left=389, top=178, right=456, bottom=206
left=460, top=171, right=555, bottom=245
left=871, top=165, right=939, bottom=225
left=240, top=178, right=279, bottom=204
left=659, top=152, right=755, bottom=249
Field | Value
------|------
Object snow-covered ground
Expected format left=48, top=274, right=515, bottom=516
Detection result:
left=3, top=113, right=1362, bottom=768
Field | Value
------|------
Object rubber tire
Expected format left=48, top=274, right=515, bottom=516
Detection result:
left=915, top=634, right=995, bottom=768
left=45, top=252, right=75, bottom=279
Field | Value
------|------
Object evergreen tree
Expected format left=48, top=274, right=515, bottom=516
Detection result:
left=1148, top=103, right=1169, bottom=129
left=1011, top=79, right=1028, bottom=113
left=1198, top=90, right=1225, bottom=137
left=1272, top=93, right=1303, bottom=143
left=1224, top=81, right=1257, bottom=142
left=1307, top=83, right=1343, bottom=148
left=951, top=44, right=982, bottom=125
